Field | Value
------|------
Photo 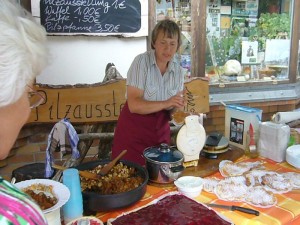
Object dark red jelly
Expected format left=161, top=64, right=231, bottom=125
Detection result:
left=110, top=194, right=231, bottom=225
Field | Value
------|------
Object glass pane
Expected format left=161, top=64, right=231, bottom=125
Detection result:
left=206, top=0, right=292, bottom=84
left=156, top=0, right=192, bottom=79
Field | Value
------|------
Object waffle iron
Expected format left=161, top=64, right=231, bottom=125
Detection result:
left=201, top=132, right=229, bottom=159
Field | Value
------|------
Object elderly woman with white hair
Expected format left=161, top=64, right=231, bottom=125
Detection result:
left=0, top=0, right=49, bottom=224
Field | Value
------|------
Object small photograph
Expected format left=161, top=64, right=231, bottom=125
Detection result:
left=229, top=118, right=244, bottom=145
left=241, top=41, right=258, bottom=64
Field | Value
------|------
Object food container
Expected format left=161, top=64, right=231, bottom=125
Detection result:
left=225, top=104, right=262, bottom=150
left=143, top=143, right=184, bottom=184
left=75, top=160, right=148, bottom=213
left=174, top=176, right=203, bottom=198
left=258, top=121, right=290, bottom=162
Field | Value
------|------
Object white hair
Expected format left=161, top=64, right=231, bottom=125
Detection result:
left=0, top=0, right=48, bottom=107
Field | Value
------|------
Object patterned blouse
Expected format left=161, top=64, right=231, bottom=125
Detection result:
left=0, top=176, right=47, bottom=225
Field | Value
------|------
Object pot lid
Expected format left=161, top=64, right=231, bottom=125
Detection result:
left=143, top=143, right=183, bottom=163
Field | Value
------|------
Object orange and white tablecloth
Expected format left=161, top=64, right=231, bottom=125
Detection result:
left=96, top=155, right=300, bottom=225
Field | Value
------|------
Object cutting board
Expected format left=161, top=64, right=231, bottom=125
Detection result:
left=182, top=145, right=244, bottom=178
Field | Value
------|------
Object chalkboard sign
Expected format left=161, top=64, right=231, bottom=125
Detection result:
left=40, top=0, right=141, bottom=34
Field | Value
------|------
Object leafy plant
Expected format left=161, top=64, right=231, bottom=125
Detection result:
left=249, top=13, right=290, bottom=51
left=206, top=34, right=241, bottom=67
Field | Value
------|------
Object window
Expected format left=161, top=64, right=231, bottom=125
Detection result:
left=151, top=0, right=300, bottom=102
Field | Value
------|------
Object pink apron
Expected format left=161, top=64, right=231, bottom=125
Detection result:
left=112, top=102, right=171, bottom=165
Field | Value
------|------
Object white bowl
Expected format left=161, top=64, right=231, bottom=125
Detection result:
left=174, top=176, right=203, bottom=198
left=286, top=145, right=300, bottom=169
left=66, top=216, right=104, bottom=225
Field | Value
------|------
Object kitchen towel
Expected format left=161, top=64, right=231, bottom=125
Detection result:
left=45, top=118, right=80, bottom=178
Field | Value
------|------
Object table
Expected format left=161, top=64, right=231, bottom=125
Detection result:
left=95, top=155, right=300, bottom=225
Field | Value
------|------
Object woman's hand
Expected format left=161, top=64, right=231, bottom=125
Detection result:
left=164, top=92, right=185, bottom=110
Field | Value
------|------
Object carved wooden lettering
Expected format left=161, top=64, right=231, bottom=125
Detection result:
left=27, top=78, right=209, bottom=123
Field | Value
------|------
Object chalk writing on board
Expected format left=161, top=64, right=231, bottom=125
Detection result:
left=40, top=0, right=141, bottom=34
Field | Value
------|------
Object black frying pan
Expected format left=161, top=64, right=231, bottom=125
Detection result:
left=76, top=160, right=148, bottom=214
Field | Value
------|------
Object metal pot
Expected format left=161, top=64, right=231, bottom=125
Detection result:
left=143, top=143, right=184, bottom=184
left=75, top=160, right=148, bottom=213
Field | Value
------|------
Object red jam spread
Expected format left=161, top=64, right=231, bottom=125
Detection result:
left=110, top=194, right=231, bottom=225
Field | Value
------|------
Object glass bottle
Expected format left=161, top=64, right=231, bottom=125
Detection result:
left=245, top=130, right=259, bottom=158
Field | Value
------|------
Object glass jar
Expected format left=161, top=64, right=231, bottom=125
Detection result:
left=245, top=130, right=259, bottom=158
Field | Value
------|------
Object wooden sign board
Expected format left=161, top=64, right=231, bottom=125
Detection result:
left=27, top=78, right=209, bottom=124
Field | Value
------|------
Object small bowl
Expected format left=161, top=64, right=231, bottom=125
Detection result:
left=66, top=216, right=104, bottom=225
left=174, top=176, right=203, bottom=198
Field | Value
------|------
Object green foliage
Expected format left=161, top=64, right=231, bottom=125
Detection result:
left=249, top=13, right=290, bottom=51
left=206, top=35, right=241, bottom=67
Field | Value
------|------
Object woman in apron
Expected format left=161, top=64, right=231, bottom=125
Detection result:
left=112, top=19, right=185, bottom=165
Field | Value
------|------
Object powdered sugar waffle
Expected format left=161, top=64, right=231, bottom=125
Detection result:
left=219, top=160, right=264, bottom=177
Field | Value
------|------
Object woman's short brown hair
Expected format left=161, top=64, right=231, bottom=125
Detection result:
left=151, top=19, right=181, bottom=50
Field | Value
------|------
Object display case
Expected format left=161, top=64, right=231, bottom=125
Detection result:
left=153, top=0, right=299, bottom=86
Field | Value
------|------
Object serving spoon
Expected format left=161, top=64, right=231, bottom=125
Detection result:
left=99, top=149, right=127, bottom=176
left=52, top=164, right=101, bottom=180
left=52, top=149, right=127, bottom=179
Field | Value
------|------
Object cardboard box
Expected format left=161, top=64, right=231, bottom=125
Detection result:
left=225, top=105, right=262, bottom=150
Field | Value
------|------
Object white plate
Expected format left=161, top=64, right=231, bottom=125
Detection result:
left=15, top=179, right=70, bottom=214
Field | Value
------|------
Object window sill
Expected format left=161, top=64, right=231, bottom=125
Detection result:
left=209, top=80, right=300, bottom=105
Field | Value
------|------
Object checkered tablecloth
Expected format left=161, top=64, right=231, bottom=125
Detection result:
left=96, top=155, right=300, bottom=225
